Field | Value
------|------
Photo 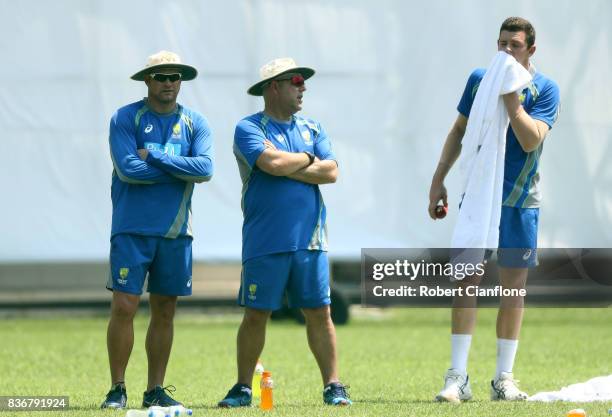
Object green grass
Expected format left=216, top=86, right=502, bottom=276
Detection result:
left=1, top=308, right=612, bottom=416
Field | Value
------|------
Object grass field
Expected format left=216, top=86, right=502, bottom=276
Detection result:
left=1, top=307, right=612, bottom=417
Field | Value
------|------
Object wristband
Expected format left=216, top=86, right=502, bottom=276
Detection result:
left=303, top=151, right=315, bottom=166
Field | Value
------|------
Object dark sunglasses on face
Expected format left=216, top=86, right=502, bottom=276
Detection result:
left=149, top=73, right=182, bottom=83
left=276, top=74, right=305, bottom=87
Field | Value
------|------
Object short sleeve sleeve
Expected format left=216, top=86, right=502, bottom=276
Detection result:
left=529, top=79, right=560, bottom=129
left=457, top=69, right=485, bottom=118
left=234, top=119, right=266, bottom=168
left=313, top=123, right=336, bottom=161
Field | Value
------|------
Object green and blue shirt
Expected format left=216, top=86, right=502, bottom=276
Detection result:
left=109, top=99, right=213, bottom=238
left=234, top=112, right=336, bottom=262
left=458, top=68, right=560, bottom=208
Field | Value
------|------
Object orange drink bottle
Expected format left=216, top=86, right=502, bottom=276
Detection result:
left=260, top=371, right=274, bottom=410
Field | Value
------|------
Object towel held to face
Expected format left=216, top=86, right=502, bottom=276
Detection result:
left=451, top=52, right=532, bottom=259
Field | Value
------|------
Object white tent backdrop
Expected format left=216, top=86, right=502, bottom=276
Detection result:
left=1, top=0, right=610, bottom=262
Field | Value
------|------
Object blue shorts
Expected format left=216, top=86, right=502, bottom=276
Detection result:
left=107, top=234, right=193, bottom=296
left=238, top=250, right=331, bottom=311
left=497, top=206, right=539, bottom=268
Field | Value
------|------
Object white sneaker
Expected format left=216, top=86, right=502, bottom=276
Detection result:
left=490, top=372, right=528, bottom=401
left=435, top=368, right=472, bottom=403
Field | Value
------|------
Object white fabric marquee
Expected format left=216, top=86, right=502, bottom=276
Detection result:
left=1, top=0, right=610, bottom=261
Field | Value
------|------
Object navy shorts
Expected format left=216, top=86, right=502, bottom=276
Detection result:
left=238, top=250, right=331, bottom=311
left=107, top=233, right=193, bottom=296
left=496, top=206, right=539, bottom=268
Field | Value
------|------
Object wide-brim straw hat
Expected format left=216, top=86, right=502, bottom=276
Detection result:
left=248, top=57, right=315, bottom=96
left=130, top=50, right=198, bottom=81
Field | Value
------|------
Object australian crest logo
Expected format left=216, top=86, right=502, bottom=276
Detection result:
left=172, top=123, right=181, bottom=138
left=248, top=284, right=257, bottom=301
left=301, top=129, right=313, bottom=146
left=118, top=268, right=129, bottom=285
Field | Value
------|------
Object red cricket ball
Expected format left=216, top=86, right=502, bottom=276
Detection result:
left=435, top=205, right=448, bottom=219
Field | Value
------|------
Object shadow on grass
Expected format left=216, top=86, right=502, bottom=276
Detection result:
left=65, top=405, right=106, bottom=411
left=68, top=403, right=223, bottom=411
left=352, top=398, right=490, bottom=405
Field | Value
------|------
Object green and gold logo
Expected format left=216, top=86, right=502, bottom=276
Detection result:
left=301, top=129, right=313, bottom=146
left=118, top=268, right=129, bottom=285
left=248, top=284, right=257, bottom=300
left=172, top=123, right=181, bottom=137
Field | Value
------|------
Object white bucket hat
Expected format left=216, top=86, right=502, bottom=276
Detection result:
left=130, top=50, right=198, bottom=81
left=247, top=57, right=315, bottom=96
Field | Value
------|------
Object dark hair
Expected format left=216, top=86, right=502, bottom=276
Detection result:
left=500, top=17, right=535, bottom=48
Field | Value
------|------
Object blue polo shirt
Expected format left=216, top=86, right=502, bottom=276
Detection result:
left=458, top=68, right=560, bottom=208
left=234, top=112, right=336, bottom=262
left=109, top=99, right=214, bottom=238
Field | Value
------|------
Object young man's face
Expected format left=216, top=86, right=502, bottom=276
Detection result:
left=497, top=30, right=535, bottom=69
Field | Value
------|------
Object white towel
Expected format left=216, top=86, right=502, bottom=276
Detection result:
left=451, top=52, right=532, bottom=256
left=528, top=375, right=612, bottom=402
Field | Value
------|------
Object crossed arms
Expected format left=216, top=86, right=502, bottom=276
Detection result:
left=109, top=113, right=213, bottom=185
left=255, top=139, right=338, bottom=185
left=137, top=148, right=213, bottom=184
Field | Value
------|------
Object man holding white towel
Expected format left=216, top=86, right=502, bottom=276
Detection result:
left=428, top=17, right=560, bottom=403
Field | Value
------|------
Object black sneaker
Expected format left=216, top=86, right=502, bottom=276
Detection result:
left=217, top=383, right=252, bottom=408
left=142, top=385, right=183, bottom=407
left=101, top=383, right=127, bottom=409
left=323, top=382, right=352, bottom=406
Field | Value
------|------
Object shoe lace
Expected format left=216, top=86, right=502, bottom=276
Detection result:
left=112, top=382, right=126, bottom=391
left=445, top=372, right=468, bottom=393
left=229, top=384, right=250, bottom=397
left=500, top=377, right=521, bottom=390
left=106, top=386, right=125, bottom=399
left=159, top=385, right=177, bottom=399
left=494, top=375, right=524, bottom=397
left=445, top=372, right=464, bottom=385
left=329, top=384, right=351, bottom=399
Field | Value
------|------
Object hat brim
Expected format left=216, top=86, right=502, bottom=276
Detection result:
left=130, top=63, right=198, bottom=81
left=247, top=67, right=315, bottom=96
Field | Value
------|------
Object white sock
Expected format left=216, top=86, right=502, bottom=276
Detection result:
left=496, top=338, right=519, bottom=378
left=450, top=334, right=472, bottom=374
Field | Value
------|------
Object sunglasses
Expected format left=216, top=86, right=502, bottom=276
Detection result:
left=149, top=73, right=182, bottom=83
left=275, top=74, right=305, bottom=87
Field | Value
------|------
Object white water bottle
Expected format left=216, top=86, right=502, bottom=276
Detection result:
left=148, top=405, right=192, bottom=417
left=168, top=405, right=193, bottom=416
left=146, top=407, right=169, bottom=417
left=125, top=410, right=149, bottom=417
left=125, top=410, right=166, bottom=417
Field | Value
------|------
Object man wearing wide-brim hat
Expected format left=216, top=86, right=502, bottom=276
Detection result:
left=218, top=57, right=351, bottom=407
left=130, top=50, right=198, bottom=82
left=102, top=50, right=214, bottom=410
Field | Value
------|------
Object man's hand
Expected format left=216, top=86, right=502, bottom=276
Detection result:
left=503, top=93, right=549, bottom=152
left=288, top=158, right=336, bottom=184
left=428, top=181, right=448, bottom=220
left=137, top=149, right=148, bottom=161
